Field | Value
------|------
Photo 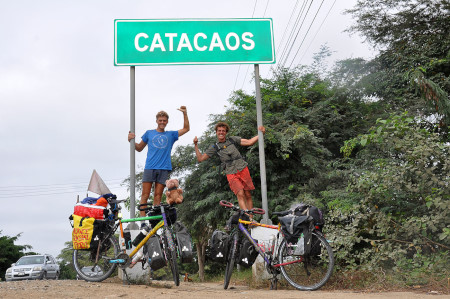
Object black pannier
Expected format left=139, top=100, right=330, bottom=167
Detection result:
left=237, top=237, right=259, bottom=267
left=279, top=215, right=314, bottom=255
left=293, top=204, right=325, bottom=256
left=173, top=222, right=193, bottom=263
left=145, top=235, right=166, bottom=271
left=294, top=204, right=324, bottom=227
left=208, top=230, right=229, bottom=263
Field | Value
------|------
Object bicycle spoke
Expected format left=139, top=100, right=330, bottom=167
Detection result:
left=278, top=232, right=334, bottom=291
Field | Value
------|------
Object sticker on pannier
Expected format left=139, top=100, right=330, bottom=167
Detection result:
left=208, top=230, right=229, bottom=263
left=237, top=238, right=259, bottom=267
left=71, top=214, right=104, bottom=250
left=173, top=222, right=193, bottom=263
left=146, top=235, right=166, bottom=271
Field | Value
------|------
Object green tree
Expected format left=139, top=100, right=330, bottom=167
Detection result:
left=0, top=231, right=31, bottom=281
left=345, top=0, right=450, bottom=133
left=57, top=241, right=77, bottom=280
left=329, top=113, right=449, bottom=283
left=171, top=62, right=372, bottom=277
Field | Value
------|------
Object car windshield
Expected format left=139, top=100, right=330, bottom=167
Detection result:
left=16, top=256, right=44, bottom=265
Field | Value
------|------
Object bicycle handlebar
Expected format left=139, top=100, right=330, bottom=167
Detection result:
left=219, top=200, right=266, bottom=215
left=138, top=203, right=176, bottom=211
left=219, top=200, right=235, bottom=208
left=272, top=210, right=290, bottom=216
left=252, top=208, right=266, bottom=215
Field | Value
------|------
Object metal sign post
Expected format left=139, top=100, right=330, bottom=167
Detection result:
left=130, top=66, right=136, bottom=221
left=115, top=18, right=275, bottom=221
left=254, top=64, right=270, bottom=224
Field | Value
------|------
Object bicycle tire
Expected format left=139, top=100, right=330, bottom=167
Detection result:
left=73, top=235, right=119, bottom=282
left=278, top=231, right=334, bottom=291
left=224, top=232, right=238, bottom=290
left=164, top=228, right=180, bottom=286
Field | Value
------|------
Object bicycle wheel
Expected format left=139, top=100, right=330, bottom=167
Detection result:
left=164, top=228, right=180, bottom=286
left=278, top=231, right=334, bottom=291
left=73, top=235, right=119, bottom=282
left=224, top=232, right=238, bottom=290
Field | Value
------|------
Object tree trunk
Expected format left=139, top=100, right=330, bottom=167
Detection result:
left=196, top=242, right=205, bottom=281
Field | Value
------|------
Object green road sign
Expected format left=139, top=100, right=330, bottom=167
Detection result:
left=114, top=19, right=275, bottom=66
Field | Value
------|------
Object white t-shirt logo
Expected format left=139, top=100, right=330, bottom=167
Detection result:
left=152, top=134, right=168, bottom=149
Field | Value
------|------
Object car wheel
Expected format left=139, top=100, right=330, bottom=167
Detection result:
left=40, top=271, right=47, bottom=280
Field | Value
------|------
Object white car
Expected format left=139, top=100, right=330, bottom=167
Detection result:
left=5, top=254, right=60, bottom=281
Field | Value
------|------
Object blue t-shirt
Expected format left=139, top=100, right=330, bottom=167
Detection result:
left=141, top=130, right=179, bottom=170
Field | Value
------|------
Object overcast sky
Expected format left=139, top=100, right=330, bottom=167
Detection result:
left=0, top=0, right=375, bottom=260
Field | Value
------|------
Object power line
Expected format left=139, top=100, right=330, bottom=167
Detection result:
left=270, top=0, right=300, bottom=74
left=297, top=0, right=336, bottom=64
left=280, top=0, right=314, bottom=69
left=240, top=0, right=270, bottom=90
left=277, top=0, right=309, bottom=69
left=232, top=0, right=259, bottom=91
left=288, top=0, right=326, bottom=68
left=0, top=179, right=125, bottom=190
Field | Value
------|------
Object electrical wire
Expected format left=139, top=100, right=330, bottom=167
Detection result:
left=232, top=0, right=258, bottom=91
left=0, top=179, right=127, bottom=198
left=297, top=0, right=336, bottom=64
left=280, top=0, right=314, bottom=68
left=240, top=0, right=270, bottom=90
left=287, top=0, right=326, bottom=68
left=277, top=0, right=309, bottom=69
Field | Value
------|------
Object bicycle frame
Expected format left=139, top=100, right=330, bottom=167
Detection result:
left=237, top=219, right=306, bottom=268
left=109, top=205, right=174, bottom=263
left=220, top=200, right=334, bottom=291
left=236, top=220, right=279, bottom=265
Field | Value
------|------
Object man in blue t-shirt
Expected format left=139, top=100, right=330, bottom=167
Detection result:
left=128, top=107, right=189, bottom=217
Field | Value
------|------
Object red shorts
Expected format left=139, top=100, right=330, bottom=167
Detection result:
left=226, top=167, right=255, bottom=195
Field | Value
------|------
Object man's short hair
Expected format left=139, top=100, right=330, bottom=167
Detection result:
left=215, top=122, right=230, bottom=132
left=156, top=111, right=169, bottom=119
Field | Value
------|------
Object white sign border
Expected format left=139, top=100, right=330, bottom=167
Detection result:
left=114, top=18, right=276, bottom=66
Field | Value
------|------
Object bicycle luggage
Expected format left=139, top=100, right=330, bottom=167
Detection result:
left=74, top=203, right=106, bottom=220
left=293, top=204, right=324, bottom=228
left=70, top=214, right=105, bottom=250
left=237, top=237, right=259, bottom=267
left=279, top=215, right=314, bottom=255
left=145, top=235, right=166, bottom=271
left=74, top=194, right=120, bottom=220
left=173, top=222, right=193, bottom=263
left=293, top=204, right=325, bottom=256
left=147, top=206, right=177, bottom=228
left=208, top=230, right=229, bottom=263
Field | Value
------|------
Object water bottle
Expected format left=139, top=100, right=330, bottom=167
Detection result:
left=129, top=248, right=144, bottom=268
left=293, top=233, right=305, bottom=255
left=132, top=224, right=150, bottom=246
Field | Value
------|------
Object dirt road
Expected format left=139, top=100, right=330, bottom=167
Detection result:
left=0, top=279, right=448, bottom=299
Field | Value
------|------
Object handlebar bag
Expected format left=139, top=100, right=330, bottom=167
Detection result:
left=147, top=206, right=177, bottom=228
left=208, top=230, right=229, bottom=263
